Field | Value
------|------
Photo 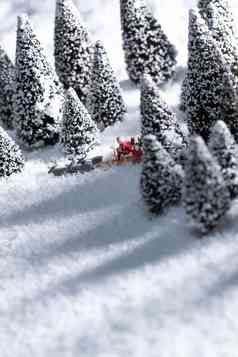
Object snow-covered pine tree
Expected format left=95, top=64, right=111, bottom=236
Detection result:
left=120, top=0, right=177, bottom=85
left=140, top=134, right=184, bottom=214
left=183, top=135, right=231, bottom=233
left=198, top=0, right=238, bottom=78
left=179, top=76, right=188, bottom=112
left=61, top=88, right=98, bottom=161
left=14, top=15, right=64, bottom=149
left=209, top=120, right=238, bottom=199
left=54, top=0, right=92, bottom=105
left=199, top=0, right=237, bottom=34
left=181, top=0, right=238, bottom=112
left=0, top=126, right=24, bottom=177
left=0, top=46, right=15, bottom=129
left=182, top=9, right=238, bottom=141
left=89, top=41, right=126, bottom=130
left=141, top=75, right=187, bottom=164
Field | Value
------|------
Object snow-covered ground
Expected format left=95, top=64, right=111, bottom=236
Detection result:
left=1, top=0, right=238, bottom=356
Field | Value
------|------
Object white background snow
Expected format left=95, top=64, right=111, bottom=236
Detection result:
left=1, top=0, right=238, bottom=356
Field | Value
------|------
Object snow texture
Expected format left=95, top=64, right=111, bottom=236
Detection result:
left=183, top=135, right=231, bottom=233
left=120, top=0, right=177, bottom=85
left=14, top=15, right=64, bottom=149
left=61, top=88, right=98, bottom=160
left=209, top=120, right=238, bottom=199
left=89, top=40, right=126, bottom=130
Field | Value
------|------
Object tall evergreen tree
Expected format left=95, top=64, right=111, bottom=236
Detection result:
left=181, top=0, right=238, bottom=112
left=0, top=126, right=24, bottom=177
left=0, top=45, right=15, bottom=129
left=61, top=88, right=98, bottom=161
left=141, top=75, right=187, bottom=164
left=14, top=15, right=64, bottom=149
left=89, top=41, right=126, bottom=130
left=182, top=9, right=238, bottom=141
left=179, top=76, right=188, bottom=112
left=183, top=135, right=231, bottom=233
left=209, top=120, right=238, bottom=199
left=140, top=134, right=184, bottom=214
left=54, top=0, right=92, bottom=104
left=120, top=0, right=177, bottom=85
left=198, top=0, right=238, bottom=78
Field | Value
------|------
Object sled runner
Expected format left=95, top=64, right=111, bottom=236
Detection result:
left=48, top=156, right=103, bottom=176
left=48, top=137, right=143, bottom=176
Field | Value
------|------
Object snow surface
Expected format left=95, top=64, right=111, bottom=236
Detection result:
left=1, top=0, right=238, bottom=356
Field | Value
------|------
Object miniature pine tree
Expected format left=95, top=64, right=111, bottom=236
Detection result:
left=183, top=9, right=238, bottom=141
left=199, top=0, right=237, bottom=34
left=120, top=0, right=177, bottom=85
left=54, top=0, right=92, bottom=105
left=179, top=76, right=188, bottom=112
left=181, top=0, right=238, bottom=112
left=140, top=75, right=187, bottom=163
left=89, top=41, right=126, bottom=130
left=61, top=88, right=98, bottom=161
left=198, top=0, right=238, bottom=78
left=0, top=126, right=24, bottom=177
left=209, top=120, right=238, bottom=199
left=14, top=15, right=64, bottom=149
left=0, top=46, right=15, bottom=129
left=140, top=134, right=184, bottom=214
left=183, top=135, right=231, bottom=233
